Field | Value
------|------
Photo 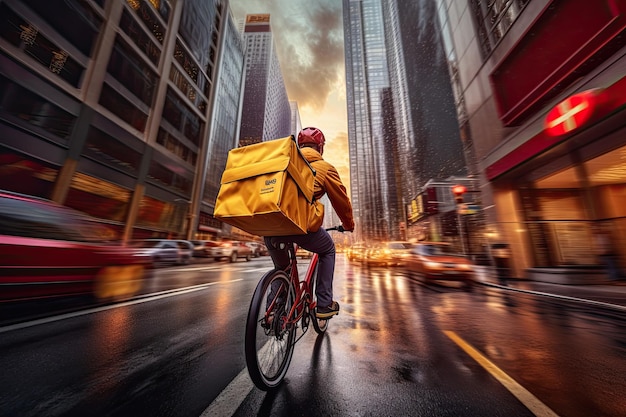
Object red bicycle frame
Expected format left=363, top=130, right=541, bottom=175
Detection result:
left=268, top=243, right=319, bottom=332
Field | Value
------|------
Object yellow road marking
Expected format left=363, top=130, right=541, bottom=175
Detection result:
left=443, top=330, right=560, bottom=417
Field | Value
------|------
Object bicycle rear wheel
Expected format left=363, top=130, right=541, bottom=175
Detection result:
left=245, top=269, right=296, bottom=390
left=308, top=257, right=329, bottom=334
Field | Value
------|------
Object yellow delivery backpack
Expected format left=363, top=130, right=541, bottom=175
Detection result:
left=214, top=135, right=316, bottom=236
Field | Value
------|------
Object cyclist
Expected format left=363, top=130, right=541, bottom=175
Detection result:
left=264, top=127, right=355, bottom=319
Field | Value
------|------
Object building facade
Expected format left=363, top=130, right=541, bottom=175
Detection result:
left=343, top=0, right=399, bottom=242
left=0, top=0, right=240, bottom=241
left=343, top=0, right=468, bottom=242
left=437, top=0, right=626, bottom=280
left=238, top=14, right=291, bottom=147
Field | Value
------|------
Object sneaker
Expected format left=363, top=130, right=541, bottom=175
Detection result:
left=316, top=301, right=340, bottom=319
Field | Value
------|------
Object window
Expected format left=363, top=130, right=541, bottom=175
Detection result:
left=0, top=5, right=85, bottom=87
left=107, top=36, right=157, bottom=106
left=99, top=83, right=148, bottom=131
left=119, top=9, right=161, bottom=65
left=26, top=0, right=103, bottom=57
left=0, top=75, right=76, bottom=140
left=84, top=126, right=143, bottom=175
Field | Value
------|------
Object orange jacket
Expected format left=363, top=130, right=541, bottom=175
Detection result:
left=300, top=147, right=355, bottom=232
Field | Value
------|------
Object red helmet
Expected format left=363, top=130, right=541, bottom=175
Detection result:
left=297, top=127, right=325, bottom=153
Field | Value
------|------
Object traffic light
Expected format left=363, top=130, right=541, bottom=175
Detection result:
left=452, top=185, right=466, bottom=204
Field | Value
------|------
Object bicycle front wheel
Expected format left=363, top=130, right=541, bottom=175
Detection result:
left=245, top=269, right=296, bottom=390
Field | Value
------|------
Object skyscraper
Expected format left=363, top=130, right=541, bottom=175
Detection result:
left=343, top=0, right=467, bottom=241
left=239, top=14, right=291, bottom=146
left=343, top=0, right=393, bottom=242
left=0, top=0, right=236, bottom=240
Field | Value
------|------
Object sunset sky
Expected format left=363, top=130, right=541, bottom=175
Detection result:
left=229, top=0, right=351, bottom=186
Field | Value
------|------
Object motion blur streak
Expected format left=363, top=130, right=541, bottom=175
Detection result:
left=0, top=279, right=243, bottom=335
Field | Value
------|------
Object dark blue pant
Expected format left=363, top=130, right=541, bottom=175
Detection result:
left=264, top=228, right=336, bottom=308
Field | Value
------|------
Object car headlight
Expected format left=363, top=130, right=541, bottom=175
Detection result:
left=424, top=261, right=441, bottom=269
left=459, top=263, right=472, bottom=270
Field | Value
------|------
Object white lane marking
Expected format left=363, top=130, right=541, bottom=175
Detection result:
left=239, top=268, right=271, bottom=273
left=444, top=330, right=560, bottom=417
left=172, top=265, right=271, bottom=273
left=173, top=266, right=226, bottom=272
left=201, top=342, right=271, bottom=416
left=200, top=366, right=254, bottom=417
left=0, top=279, right=243, bottom=334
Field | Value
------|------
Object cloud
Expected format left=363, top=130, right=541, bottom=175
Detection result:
left=229, top=0, right=350, bottom=191
left=229, top=0, right=344, bottom=111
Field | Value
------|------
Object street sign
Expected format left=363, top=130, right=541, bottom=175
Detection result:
left=545, top=89, right=600, bottom=136
left=458, top=204, right=481, bottom=215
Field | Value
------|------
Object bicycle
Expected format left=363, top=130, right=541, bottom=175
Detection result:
left=244, top=226, right=344, bottom=390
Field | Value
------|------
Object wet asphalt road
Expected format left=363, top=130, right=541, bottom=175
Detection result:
left=0, top=255, right=625, bottom=416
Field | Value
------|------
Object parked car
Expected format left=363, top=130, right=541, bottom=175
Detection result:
left=257, top=243, right=269, bottom=256
left=0, top=190, right=152, bottom=303
left=206, top=240, right=253, bottom=262
left=404, top=242, right=475, bottom=289
left=190, top=240, right=220, bottom=258
left=128, top=239, right=180, bottom=267
left=245, top=241, right=263, bottom=258
left=173, top=240, right=194, bottom=264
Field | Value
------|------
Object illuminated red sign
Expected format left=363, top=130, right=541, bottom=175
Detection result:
left=544, top=90, right=600, bottom=136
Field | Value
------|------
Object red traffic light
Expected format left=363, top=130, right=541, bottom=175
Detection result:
left=452, top=185, right=466, bottom=195
left=452, top=185, right=466, bottom=204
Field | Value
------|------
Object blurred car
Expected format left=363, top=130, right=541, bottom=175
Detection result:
left=257, top=243, right=269, bottom=256
left=0, top=190, right=152, bottom=303
left=173, top=240, right=194, bottom=264
left=206, top=240, right=252, bottom=262
left=346, top=243, right=368, bottom=262
left=365, top=244, right=388, bottom=266
left=128, top=239, right=180, bottom=267
left=404, top=242, right=475, bottom=289
left=366, top=241, right=415, bottom=267
left=245, top=241, right=263, bottom=258
left=190, top=240, right=220, bottom=258
left=385, top=241, right=416, bottom=266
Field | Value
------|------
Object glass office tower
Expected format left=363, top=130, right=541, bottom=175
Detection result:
left=239, top=14, right=291, bottom=146
left=343, top=0, right=467, bottom=242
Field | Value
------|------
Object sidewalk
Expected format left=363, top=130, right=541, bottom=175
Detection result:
left=475, top=267, right=626, bottom=310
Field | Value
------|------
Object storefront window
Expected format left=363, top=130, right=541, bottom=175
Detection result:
left=65, top=172, right=131, bottom=223
left=523, top=144, right=626, bottom=267
left=135, top=195, right=184, bottom=233
left=0, top=147, right=58, bottom=199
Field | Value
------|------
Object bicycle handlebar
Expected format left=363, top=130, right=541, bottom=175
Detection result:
left=326, top=225, right=348, bottom=233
